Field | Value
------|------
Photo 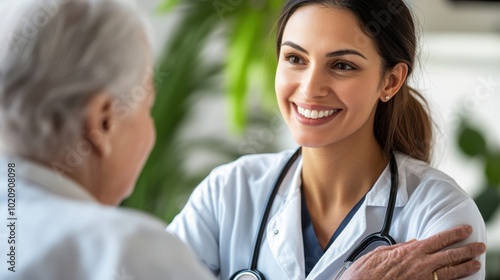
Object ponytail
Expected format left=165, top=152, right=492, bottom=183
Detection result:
left=374, top=84, right=433, bottom=163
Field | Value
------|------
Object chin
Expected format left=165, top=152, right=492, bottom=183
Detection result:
left=99, top=196, right=122, bottom=206
left=101, top=185, right=134, bottom=206
left=293, top=138, right=331, bottom=148
left=291, top=132, right=334, bottom=148
left=120, top=183, right=135, bottom=202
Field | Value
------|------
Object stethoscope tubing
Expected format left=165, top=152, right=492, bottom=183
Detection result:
left=231, top=148, right=398, bottom=279
left=343, top=152, right=398, bottom=262
left=230, top=148, right=302, bottom=280
left=250, top=148, right=302, bottom=270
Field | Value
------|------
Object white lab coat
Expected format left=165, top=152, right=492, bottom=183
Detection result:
left=167, top=150, right=486, bottom=280
left=0, top=156, right=215, bottom=280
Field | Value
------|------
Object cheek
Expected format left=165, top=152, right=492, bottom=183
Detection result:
left=275, top=68, right=293, bottom=121
left=138, top=115, right=155, bottom=159
left=340, top=79, right=381, bottom=109
left=275, top=64, right=286, bottom=97
left=126, top=114, right=155, bottom=165
left=275, top=64, right=295, bottom=103
left=145, top=117, right=156, bottom=153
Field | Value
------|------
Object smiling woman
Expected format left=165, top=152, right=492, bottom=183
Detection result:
left=166, top=0, right=486, bottom=279
left=275, top=5, right=409, bottom=249
left=275, top=1, right=431, bottom=163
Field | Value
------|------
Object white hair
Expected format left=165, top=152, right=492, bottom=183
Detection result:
left=0, top=0, right=152, bottom=161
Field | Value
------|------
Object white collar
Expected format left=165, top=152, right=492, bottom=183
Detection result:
left=283, top=151, right=410, bottom=208
left=1, top=155, right=98, bottom=203
left=365, top=152, right=409, bottom=207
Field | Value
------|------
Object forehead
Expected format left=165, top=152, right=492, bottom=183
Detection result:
left=282, top=5, right=379, bottom=57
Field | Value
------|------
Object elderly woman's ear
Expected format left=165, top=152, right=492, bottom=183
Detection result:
left=84, top=92, right=115, bottom=157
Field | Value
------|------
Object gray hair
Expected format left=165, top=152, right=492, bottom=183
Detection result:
left=0, top=0, right=152, bottom=161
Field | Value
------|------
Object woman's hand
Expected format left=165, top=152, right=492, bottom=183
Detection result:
left=341, top=225, right=486, bottom=280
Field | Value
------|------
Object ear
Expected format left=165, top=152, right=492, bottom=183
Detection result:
left=83, top=92, right=115, bottom=157
left=379, top=62, right=408, bottom=102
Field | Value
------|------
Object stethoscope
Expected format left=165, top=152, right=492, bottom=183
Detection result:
left=230, top=147, right=399, bottom=280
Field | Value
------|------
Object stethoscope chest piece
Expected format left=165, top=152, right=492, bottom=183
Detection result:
left=231, top=269, right=265, bottom=280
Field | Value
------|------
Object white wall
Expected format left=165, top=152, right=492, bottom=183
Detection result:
left=412, top=0, right=500, bottom=32
left=419, top=32, right=500, bottom=249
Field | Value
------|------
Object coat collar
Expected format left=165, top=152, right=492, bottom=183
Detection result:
left=366, top=152, right=409, bottom=208
left=278, top=151, right=410, bottom=208
left=1, top=155, right=98, bottom=203
left=271, top=150, right=411, bottom=279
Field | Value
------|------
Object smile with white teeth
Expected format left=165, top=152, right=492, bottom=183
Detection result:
left=297, top=106, right=338, bottom=119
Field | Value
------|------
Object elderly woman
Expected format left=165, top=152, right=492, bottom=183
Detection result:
left=0, top=0, right=214, bottom=279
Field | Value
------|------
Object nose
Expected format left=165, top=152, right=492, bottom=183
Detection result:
left=300, top=65, right=330, bottom=98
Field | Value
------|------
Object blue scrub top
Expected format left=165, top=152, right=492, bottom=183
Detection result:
left=301, top=190, right=365, bottom=277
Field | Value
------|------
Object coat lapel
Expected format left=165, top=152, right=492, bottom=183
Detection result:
left=265, top=157, right=305, bottom=279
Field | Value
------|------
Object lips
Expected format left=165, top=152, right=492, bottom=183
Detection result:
left=293, top=103, right=342, bottom=126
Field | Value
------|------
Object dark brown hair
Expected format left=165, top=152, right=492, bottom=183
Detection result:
left=276, top=0, right=433, bottom=163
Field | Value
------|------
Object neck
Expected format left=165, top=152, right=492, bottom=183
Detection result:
left=49, top=154, right=114, bottom=205
left=301, top=135, right=387, bottom=214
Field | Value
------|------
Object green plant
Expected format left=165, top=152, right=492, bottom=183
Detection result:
left=158, top=0, right=283, bottom=130
left=121, top=3, right=222, bottom=221
left=456, top=119, right=500, bottom=223
left=121, top=0, right=284, bottom=222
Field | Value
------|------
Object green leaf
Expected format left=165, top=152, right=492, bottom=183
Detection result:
left=474, top=187, right=500, bottom=223
left=156, top=0, right=181, bottom=13
left=226, top=11, right=264, bottom=131
left=121, top=7, right=220, bottom=221
left=485, top=153, right=500, bottom=187
left=457, top=124, right=487, bottom=157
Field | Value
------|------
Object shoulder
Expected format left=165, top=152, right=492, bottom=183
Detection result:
left=397, top=153, right=470, bottom=200
left=396, top=153, right=483, bottom=226
left=13, top=189, right=212, bottom=278
left=396, top=153, right=484, bottom=235
left=39, top=200, right=168, bottom=249
left=87, top=204, right=168, bottom=235
left=395, top=155, right=486, bottom=273
left=61, top=205, right=212, bottom=278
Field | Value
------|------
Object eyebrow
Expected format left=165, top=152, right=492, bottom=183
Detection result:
left=281, top=41, right=367, bottom=60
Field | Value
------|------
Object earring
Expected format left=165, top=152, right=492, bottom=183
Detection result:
left=385, top=96, right=391, bottom=101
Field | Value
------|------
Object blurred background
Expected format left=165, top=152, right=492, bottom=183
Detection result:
left=121, top=0, right=500, bottom=278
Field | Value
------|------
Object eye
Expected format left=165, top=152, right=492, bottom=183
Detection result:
left=332, top=62, right=356, bottom=71
left=285, top=54, right=305, bottom=65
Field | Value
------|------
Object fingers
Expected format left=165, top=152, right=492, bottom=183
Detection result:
left=394, top=227, right=485, bottom=279
left=431, top=242, right=486, bottom=268
left=419, top=225, right=473, bottom=254
left=435, top=259, right=482, bottom=280
left=374, top=239, right=415, bottom=252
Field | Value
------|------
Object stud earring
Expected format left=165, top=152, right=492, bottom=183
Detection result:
left=385, top=96, right=390, bottom=101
